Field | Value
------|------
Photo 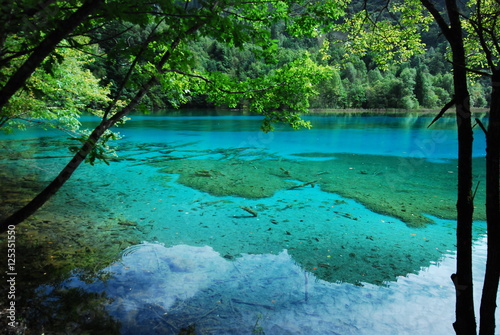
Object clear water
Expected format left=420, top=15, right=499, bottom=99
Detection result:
left=0, top=111, right=494, bottom=334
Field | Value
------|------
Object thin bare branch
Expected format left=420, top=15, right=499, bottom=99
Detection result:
left=428, top=97, right=456, bottom=128
left=474, top=117, right=488, bottom=135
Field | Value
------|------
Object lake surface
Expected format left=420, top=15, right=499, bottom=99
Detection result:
left=0, top=110, right=495, bottom=334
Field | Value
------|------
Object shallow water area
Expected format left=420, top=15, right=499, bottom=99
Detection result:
left=0, top=110, right=494, bottom=334
left=38, top=236, right=495, bottom=335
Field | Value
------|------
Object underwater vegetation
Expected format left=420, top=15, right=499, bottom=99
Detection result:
left=132, top=145, right=486, bottom=228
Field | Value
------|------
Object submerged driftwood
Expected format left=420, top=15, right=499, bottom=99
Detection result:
left=239, top=206, right=258, bottom=217
left=287, top=181, right=317, bottom=190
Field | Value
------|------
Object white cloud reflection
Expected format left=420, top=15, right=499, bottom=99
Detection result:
left=62, top=237, right=496, bottom=335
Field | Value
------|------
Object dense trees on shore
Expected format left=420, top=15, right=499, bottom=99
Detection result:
left=2, top=3, right=486, bottom=121
left=124, top=24, right=489, bottom=110
left=89, top=24, right=489, bottom=111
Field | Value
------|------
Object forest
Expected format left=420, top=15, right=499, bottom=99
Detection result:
left=0, top=0, right=491, bottom=136
left=0, top=0, right=499, bottom=334
left=158, top=26, right=489, bottom=110
left=121, top=27, right=489, bottom=110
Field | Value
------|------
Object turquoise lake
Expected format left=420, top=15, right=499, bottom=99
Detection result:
left=0, top=110, right=496, bottom=334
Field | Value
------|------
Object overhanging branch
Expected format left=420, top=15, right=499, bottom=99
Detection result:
left=420, top=0, right=452, bottom=41
left=0, top=0, right=103, bottom=111
left=163, top=68, right=287, bottom=94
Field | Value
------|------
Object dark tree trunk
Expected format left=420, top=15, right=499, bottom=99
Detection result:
left=0, top=75, right=156, bottom=233
left=479, top=67, right=500, bottom=335
left=0, top=21, right=205, bottom=233
left=452, top=77, right=476, bottom=335
left=0, top=0, right=102, bottom=110
left=452, top=86, right=476, bottom=335
left=445, top=0, right=477, bottom=333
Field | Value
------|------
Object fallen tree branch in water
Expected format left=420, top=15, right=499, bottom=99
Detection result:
left=239, top=206, right=258, bottom=217
left=287, top=181, right=317, bottom=190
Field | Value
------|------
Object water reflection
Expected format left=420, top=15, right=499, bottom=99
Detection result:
left=36, top=238, right=496, bottom=335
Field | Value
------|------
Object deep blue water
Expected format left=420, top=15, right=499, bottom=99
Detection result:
left=74, top=112, right=487, bottom=162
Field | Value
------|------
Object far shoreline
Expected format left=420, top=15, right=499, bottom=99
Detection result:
left=129, top=107, right=490, bottom=118
left=307, top=108, right=490, bottom=117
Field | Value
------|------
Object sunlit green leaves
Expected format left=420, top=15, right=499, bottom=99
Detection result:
left=2, top=0, right=351, bottom=148
left=337, top=0, right=430, bottom=69
left=108, top=0, right=346, bottom=131
left=287, top=0, right=347, bottom=37
left=463, top=0, right=500, bottom=73
left=1, top=39, right=111, bottom=133
left=196, top=52, right=332, bottom=131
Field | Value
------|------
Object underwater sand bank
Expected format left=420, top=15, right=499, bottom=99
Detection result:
left=151, top=153, right=486, bottom=227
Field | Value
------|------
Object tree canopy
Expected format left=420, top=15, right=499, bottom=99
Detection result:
left=0, top=0, right=491, bottom=138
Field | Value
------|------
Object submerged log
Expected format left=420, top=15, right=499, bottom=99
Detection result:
left=239, top=206, right=258, bottom=217
left=287, top=181, right=317, bottom=190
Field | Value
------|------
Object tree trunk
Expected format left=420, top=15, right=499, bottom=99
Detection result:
left=452, top=75, right=476, bottom=335
left=445, top=0, right=477, bottom=333
left=479, top=67, right=500, bottom=335
left=0, top=0, right=102, bottom=111
left=0, top=20, right=205, bottom=233
left=0, top=122, right=109, bottom=231
left=0, top=74, right=157, bottom=233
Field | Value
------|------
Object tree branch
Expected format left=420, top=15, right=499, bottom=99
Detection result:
left=0, top=0, right=103, bottom=111
left=0, top=19, right=207, bottom=232
left=428, top=97, right=456, bottom=128
left=420, top=0, right=452, bottom=41
left=474, top=117, right=488, bottom=135
left=163, top=68, right=287, bottom=94
left=102, top=18, right=166, bottom=120
left=468, top=0, right=496, bottom=72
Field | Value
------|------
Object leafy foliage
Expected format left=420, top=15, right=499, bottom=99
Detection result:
left=463, top=0, right=500, bottom=73
left=337, top=0, right=432, bottom=69
left=0, top=38, right=111, bottom=132
left=0, top=0, right=350, bottom=164
left=68, top=130, right=119, bottom=165
left=0, top=0, right=492, bottom=140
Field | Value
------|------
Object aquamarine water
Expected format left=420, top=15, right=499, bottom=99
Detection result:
left=99, top=111, right=486, bottom=160
left=0, top=110, right=494, bottom=334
